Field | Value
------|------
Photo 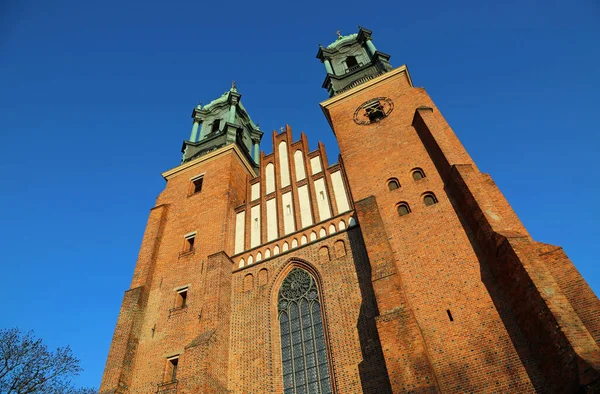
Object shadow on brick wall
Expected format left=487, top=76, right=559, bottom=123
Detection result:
left=348, top=228, right=393, bottom=394
left=448, top=193, right=550, bottom=393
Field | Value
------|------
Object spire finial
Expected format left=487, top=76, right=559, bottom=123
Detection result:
left=196, top=100, right=202, bottom=109
left=335, top=30, right=342, bottom=38
left=231, top=80, right=237, bottom=90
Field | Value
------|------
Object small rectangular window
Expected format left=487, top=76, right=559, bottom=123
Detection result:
left=165, top=356, right=179, bottom=382
left=175, top=289, right=188, bottom=309
left=190, top=176, right=203, bottom=195
left=184, top=234, right=195, bottom=252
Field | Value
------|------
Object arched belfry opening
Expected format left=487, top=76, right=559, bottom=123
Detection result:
left=277, top=268, right=333, bottom=394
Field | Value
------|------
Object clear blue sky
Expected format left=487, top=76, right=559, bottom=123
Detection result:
left=1, top=0, right=599, bottom=389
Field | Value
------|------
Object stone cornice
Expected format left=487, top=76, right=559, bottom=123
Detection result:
left=162, top=143, right=256, bottom=180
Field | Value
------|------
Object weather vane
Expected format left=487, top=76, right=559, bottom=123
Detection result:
left=336, top=30, right=342, bottom=38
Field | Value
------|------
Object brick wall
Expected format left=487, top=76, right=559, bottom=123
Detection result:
left=321, top=69, right=553, bottom=392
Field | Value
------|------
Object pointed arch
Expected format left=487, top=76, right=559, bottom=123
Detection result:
left=275, top=264, right=333, bottom=394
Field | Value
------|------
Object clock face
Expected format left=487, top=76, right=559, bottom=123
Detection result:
left=353, top=97, right=394, bottom=125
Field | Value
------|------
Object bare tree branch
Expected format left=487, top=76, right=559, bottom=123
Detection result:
left=0, top=328, right=96, bottom=394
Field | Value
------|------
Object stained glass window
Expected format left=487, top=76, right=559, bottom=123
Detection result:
left=278, top=268, right=332, bottom=394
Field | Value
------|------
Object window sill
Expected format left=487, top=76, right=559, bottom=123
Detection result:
left=157, top=380, right=178, bottom=393
left=169, top=305, right=188, bottom=318
left=178, top=248, right=195, bottom=259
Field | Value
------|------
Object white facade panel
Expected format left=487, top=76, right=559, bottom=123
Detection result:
left=282, top=191, right=295, bottom=235
left=251, top=183, right=260, bottom=201
left=294, top=150, right=306, bottom=181
left=234, top=211, right=245, bottom=254
left=250, top=204, right=261, bottom=248
left=310, top=156, right=322, bottom=175
left=330, top=171, right=350, bottom=213
left=314, top=178, right=331, bottom=221
left=266, top=198, right=278, bottom=242
left=279, top=141, right=290, bottom=188
left=266, top=163, right=275, bottom=194
left=297, top=185, right=313, bottom=228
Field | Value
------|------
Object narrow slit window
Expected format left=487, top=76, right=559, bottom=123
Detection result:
left=319, top=191, right=325, bottom=200
left=184, top=234, right=195, bottom=252
left=165, top=356, right=179, bottom=382
left=175, top=289, right=188, bottom=309
left=191, top=176, right=204, bottom=195
left=447, top=309, right=454, bottom=322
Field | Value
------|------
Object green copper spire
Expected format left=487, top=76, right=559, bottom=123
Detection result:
left=181, top=84, right=263, bottom=167
left=316, top=26, right=392, bottom=97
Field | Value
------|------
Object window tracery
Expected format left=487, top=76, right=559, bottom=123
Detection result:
left=278, top=268, right=332, bottom=394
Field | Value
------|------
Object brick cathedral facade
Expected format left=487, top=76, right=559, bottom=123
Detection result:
left=100, top=28, right=600, bottom=393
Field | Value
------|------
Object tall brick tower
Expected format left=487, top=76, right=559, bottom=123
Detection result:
left=101, top=27, right=600, bottom=393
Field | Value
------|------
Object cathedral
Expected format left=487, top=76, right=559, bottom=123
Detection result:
left=100, top=27, right=600, bottom=393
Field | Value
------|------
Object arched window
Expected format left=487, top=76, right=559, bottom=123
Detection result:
left=397, top=202, right=411, bottom=216
left=278, top=268, right=332, bottom=394
left=423, top=193, right=438, bottom=206
left=211, top=119, right=221, bottom=133
left=346, top=56, right=358, bottom=71
left=412, top=168, right=425, bottom=181
left=387, top=178, right=400, bottom=191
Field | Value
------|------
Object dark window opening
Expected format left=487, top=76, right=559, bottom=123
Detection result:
left=412, top=169, right=425, bottom=181
left=191, top=177, right=203, bottom=194
left=175, top=289, right=188, bottom=309
left=346, top=56, right=359, bottom=71
left=211, top=120, right=220, bottom=133
left=424, top=194, right=438, bottom=206
left=365, top=100, right=385, bottom=122
left=165, top=357, right=179, bottom=382
left=388, top=179, right=400, bottom=191
left=446, top=309, right=454, bottom=322
left=397, top=203, right=411, bottom=216
left=185, top=235, right=195, bottom=252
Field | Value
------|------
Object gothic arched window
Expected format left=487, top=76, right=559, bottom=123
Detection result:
left=278, top=268, right=333, bottom=394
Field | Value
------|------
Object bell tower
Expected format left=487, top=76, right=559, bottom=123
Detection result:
left=316, top=27, right=392, bottom=97
left=320, top=26, right=600, bottom=393
left=182, top=84, right=263, bottom=166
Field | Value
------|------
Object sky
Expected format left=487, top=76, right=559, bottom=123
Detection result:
left=1, top=0, right=599, bottom=389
